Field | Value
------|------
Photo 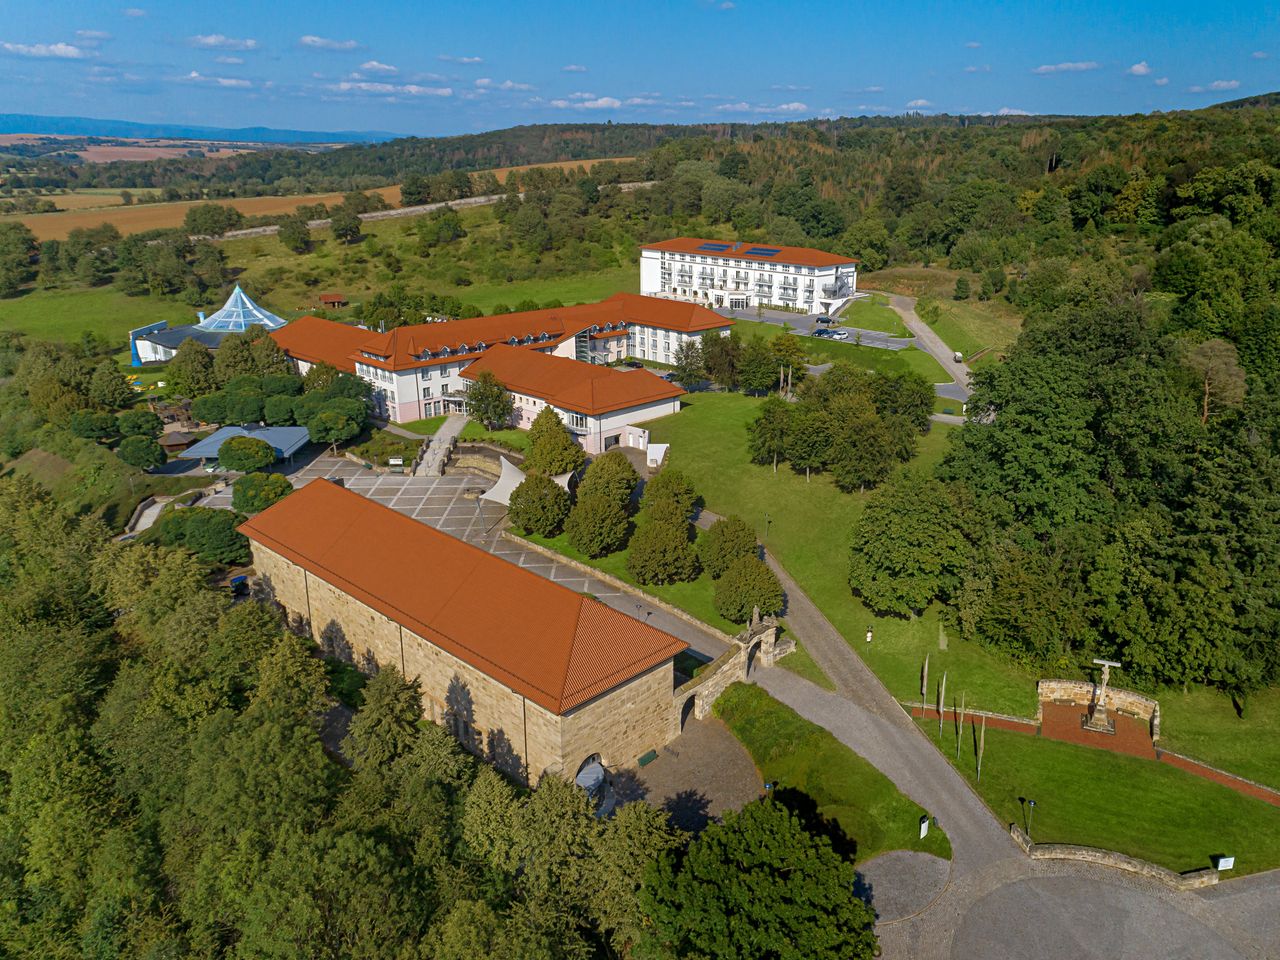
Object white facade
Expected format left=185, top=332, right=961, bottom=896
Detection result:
left=640, top=244, right=858, bottom=315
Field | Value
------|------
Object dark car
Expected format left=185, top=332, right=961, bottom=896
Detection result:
left=623, top=360, right=644, bottom=368
left=815, top=315, right=838, bottom=325
left=811, top=328, right=834, bottom=339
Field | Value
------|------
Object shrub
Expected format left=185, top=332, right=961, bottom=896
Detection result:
left=640, top=468, right=697, bottom=520
left=145, top=506, right=249, bottom=566
left=263, top=394, right=296, bottom=426
left=577, top=450, right=640, bottom=509
left=508, top=474, right=571, bottom=537
left=191, top=392, right=227, bottom=424
left=232, top=472, right=293, bottom=513
left=698, top=514, right=758, bottom=580
left=116, top=409, right=163, bottom=438
left=626, top=520, right=699, bottom=585
left=115, top=435, right=165, bottom=470
left=713, top=555, right=784, bottom=623
left=525, top=414, right=586, bottom=476
left=70, top=410, right=120, bottom=442
left=565, top=493, right=630, bottom=558
left=218, top=435, right=275, bottom=472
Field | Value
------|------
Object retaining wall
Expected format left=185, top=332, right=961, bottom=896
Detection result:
left=1009, top=825, right=1219, bottom=890
left=1038, top=679, right=1161, bottom=738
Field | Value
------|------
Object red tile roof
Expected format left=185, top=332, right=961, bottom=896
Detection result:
left=460, top=343, right=684, bottom=416
left=239, top=480, right=686, bottom=715
left=270, top=295, right=733, bottom=375
left=269, top=314, right=367, bottom=373
left=644, top=237, right=858, bottom=268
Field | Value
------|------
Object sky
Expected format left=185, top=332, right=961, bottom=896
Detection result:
left=0, top=0, right=1277, bottom=136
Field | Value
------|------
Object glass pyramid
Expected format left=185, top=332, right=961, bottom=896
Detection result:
left=195, top=285, right=287, bottom=333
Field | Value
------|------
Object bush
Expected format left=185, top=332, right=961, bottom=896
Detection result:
left=626, top=520, right=699, bottom=585
left=508, top=474, right=571, bottom=537
left=116, top=409, right=163, bottom=438
left=564, top=493, right=630, bottom=558
left=70, top=410, right=119, bottom=442
left=524, top=415, right=586, bottom=476
left=577, top=450, right=640, bottom=509
left=218, top=435, right=276, bottom=472
left=115, top=434, right=165, bottom=470
left=231, top=472, right=293, bottom=513
left=953, top=276, right=970, bottom=300
left=713, top=556, right=784, bottom=623
left=698, top=514, right=758, bottom=580
left=145, top=506, right=249, bottom=566
left=191, top=392, right=227, bottom=424
left=640, top=468, right=697, bottom=520
left=263, top=394, right=296, bottom=425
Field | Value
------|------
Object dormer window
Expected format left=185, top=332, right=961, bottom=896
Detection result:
left=523, top=335, right=533, bottom=344
left=508, top=336, right=518, bottom=345
left=476, top=341, right=487, bottom=351
left=458, top=343, right=470, bottom=354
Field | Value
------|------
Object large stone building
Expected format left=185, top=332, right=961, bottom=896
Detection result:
left=268, top=293, right=731, bottom=422
left=640, top=237, right=859, bottom=314
left=239, top=478, right=689, bottom=783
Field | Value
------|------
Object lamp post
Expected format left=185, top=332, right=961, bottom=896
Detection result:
left=764, top=512, right=771, bottom=543
left=1027, top=799, right=1037, bottom=840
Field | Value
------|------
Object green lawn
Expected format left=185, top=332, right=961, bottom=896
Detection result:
left=933, top=395, right=964, bottom=416
left=454, top=266, right=638, bottom=312
left=347, top=429, right=421, bottom=467
left=648, top=392, right=1038, bottom=717
left=1156, top=686, right=1280, bottom=788
left=0, top=286, right=186, bottom=343
left=921, top=719, right=1280, bottom=876
left=777, top=636, right=836, bottom=691
left=459, top=421, right=531, bottom=452
left=730, top=318, right=952, bottom=383
left=718, top=684, right=952, bottom=863
left=399, top=415, right=448, bottom=436
left=839, top=293, right=910, bottom=337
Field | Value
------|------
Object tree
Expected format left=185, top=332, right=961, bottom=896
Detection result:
left=213, top=334, right=257, bottom=385
left=231, top=472, right=293, bottom=513
left=508, top=474, right=571, bottom=536
left=166, top=338, right=216, bottom=397
left=183, top=203, right=244, bottom=237
left=0, top=221, right=38, bottom=297
left=748, top=395, right=790, bottom=471
left=303, top=361, right=341, bottom=394
left=464, top=370, right=514, bottom=428
left=576, top=450, right=639, bottom=509
left=953, top=276, right=971, bottom=300
left=190, top=392, right=227, bottom=424
left=638, top=799, right=878, bottom=960
left=672, top=339, right=704, bottom=388
left=587, top=800, right=683, bottom=955
left=307, top=408, right=361, bottom=447
left=738, top=336, right=778, bottom=394
left=344, top=667, right=422, bottom=769
left=698, top=514, right=758, bottom=579
left=627, top=519, right=699, bottom=585
left=714, top=555, right=784, bottom=623
left=331, top=209, right=362, bottom=244
left=70, top=409, right=119, bottom=442
left=263, top=393, right=296, bottom=425
left=277, top=215, right=311, bottom=254
left=88, top=360, right=135, bottom=409
left=116, top=409, right=162, bottom=438
left=116, top=434, right=165, bottom=470
left=848, top=474, right=969, bottom=616
left=144, top=506, right=249, bottom=565
left=527, top=406, right=565, bottom=449
left=640, top=467, right=697, bottom=520
left=701, top=330, right=741, bottom=388
left=524, top=415, right=586, bottom=476
left=218, top=435, right=276, bottom=473
left=1183, top=338, right=1247, bottom=425
left=785, top=407, right=832, bottom=481
left=565, top=493, right=630, bottom=558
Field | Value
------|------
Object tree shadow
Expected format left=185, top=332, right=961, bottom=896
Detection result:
left=486, top=727, right=524, bottom=781
left=663, top=788, right=713, bottom=832
left=445, top=675, right=481, bottom=755
left=852, top=871, right=876, bottom=912
left=773, top=787, right=858, bottom=861
left=320, top=619, right=353, bottom=662
left=610, top=768, right=648, bottom=805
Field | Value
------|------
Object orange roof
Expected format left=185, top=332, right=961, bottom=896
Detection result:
left=269, top=314, right=367, bottom=373
left=239, top=480, right=686, bottom=715
left=644, top=237, right=858, bottom=268
left=460, top=343, right=685, bottom=416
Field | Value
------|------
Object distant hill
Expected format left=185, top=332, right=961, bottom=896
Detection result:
left=1209, top=91, right=1280, bottom=110
left=0, top=113, right=397, bottom=144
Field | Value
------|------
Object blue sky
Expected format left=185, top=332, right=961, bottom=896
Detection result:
left=1, top=0, right=1277, bottom=135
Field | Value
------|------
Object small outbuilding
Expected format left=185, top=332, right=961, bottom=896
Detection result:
left=177, top=424, right=311, bottom=463
left=319, top=292, right=349, bottom=308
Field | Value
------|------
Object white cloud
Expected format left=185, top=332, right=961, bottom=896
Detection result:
left=439, top=54, right=482, bottom=64
left=1155, top=77, right=1169, bottom=86
left=964, top=64, right=991, bottom=73
left=215, top=55, right=244, bottom=65
left=625, top=97, right=660, bottom=105
left=966, top=41, right=981, bottom=48
left=190, top=34, right=258, bottom=50
left=714, top=101, right=808, bottom=114
left=181, top=70, right=251, bottom=88
left=475, top=77, right=533, bottom=91
left=771, top=83, right=810, bottom=91
left=858, top=85, right=884, bottom=93
left=774, top=102, right=808, bottom=112
left=857, top=104, right=888, bottom=112
left=562, top=63, right=587, bottom=72
left=1032, top=61, right=1100, bottom=74
left=1210, top=79, right=1240, bottom=90
left=1252, top=51, right=1269, bottom=60
left=997, top=106, right=1031, bottom=115
left=906, top=98, right=933, bottom=108
left=75, top=30, right=111, bottom=46
left=714, top=102, right=752, bottom=111
left=0, top=41, right=89, bottom=59
left=676, top=100, right=695, bottom=107
left=331, top=80, right=451, bottom=97
left=361, top=59, right=397, bottom=73
left=1127, top=61, right=1151, bottom=76
left=719, top=1, right=735, bottom=8
left=300, top=35, right=359, bottom=51
left=548, top=95, right=620, bottom=109
left=122, top=7, right=146, bottom=16
left=568, top=91, right=596, bottom=99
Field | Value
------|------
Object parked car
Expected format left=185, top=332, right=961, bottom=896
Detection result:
left=815, top=315, right=837, bottom=325
left=811, top=328, right=834, bottom=339
left=953, top=351, right=965, bottom=363
left=830, top=329, right=850, bottom=340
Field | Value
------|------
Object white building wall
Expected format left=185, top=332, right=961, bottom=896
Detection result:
left=640, top=247, right=857, bottom=314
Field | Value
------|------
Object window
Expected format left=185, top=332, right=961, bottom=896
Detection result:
left=422, top=386, right=432, bottom=399
left=569, top=412, right=587, bottom=430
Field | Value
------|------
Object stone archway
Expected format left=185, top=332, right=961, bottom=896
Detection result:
left=680, top=695, right=697, bottom=732
left=746, top=641, right=763, bottom=677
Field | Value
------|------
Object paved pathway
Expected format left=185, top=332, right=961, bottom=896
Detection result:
left=415, top=413, right=469, bottom=476
left=876, top=289, right=974, bottom=401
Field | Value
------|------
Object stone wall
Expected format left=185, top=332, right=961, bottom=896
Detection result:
left=676, top=616, right=785, bottom=722
left=560, top=662, right=677, bottom=776
left=1009, top=825, right=1218, bottom=890
left=1037, top=679, right=1161, bottom=739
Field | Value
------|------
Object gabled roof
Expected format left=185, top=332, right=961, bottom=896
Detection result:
left=460, top=343, right=685, bottom=416
left=270, top=314, right=369, bottom=373
left=178, top=424, right=311, bottom=460
left=196, top=285, right=287, bottom=332
left=238, top=480, right=686, bottom=714
left=643, top=237, right=858, bottom=268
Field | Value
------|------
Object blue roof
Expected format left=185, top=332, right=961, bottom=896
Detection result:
left=178, top=424, right=311, bottom=461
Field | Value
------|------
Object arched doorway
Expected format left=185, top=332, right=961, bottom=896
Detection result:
left=680, top=695, right=697, bottom=731
left=746, top=641, right=762, bottom=677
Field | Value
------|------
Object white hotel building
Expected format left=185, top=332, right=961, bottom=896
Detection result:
left=640, top=238, right=859, bottom=315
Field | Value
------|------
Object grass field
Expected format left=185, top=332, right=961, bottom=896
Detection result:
left=459, top=422, right=531, bottom=452
left=1156, top=686, right=1280, bottom=788
left=398, top=416, right=448, bottom=436
left=729, top=318, right=953, bottom=384
left=647, top=392, right=1038, bottom=717
left=0, top=286, right=186, bottom=342
left=839, top=293, right=910, bottom=337
left=718, top=684, right=952, bottom=863
left=456, top=266, right=638, bottom=312
left=921, top=719, right=1280, bottom=875
left=777, top=637, right=836, bottom=691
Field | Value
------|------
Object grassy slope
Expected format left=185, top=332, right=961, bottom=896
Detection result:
left=0, top=286, right=185, bottom=342
left=922, top=719, right=1280, bottom=875
left=459, top=422, right=531, bottom=452
left=719, top=684, right=952, bottom=863
left=398, top=415, right=448, bottom=436
left=777, top=638, right=836, bottom=691
left=648, top=392, right=1037, bottom=716
left=1156, top=686, right=1280, bottom=788
left=729, top=317, right=952, bottom=383
left=839, top=293, right=910, bottom=337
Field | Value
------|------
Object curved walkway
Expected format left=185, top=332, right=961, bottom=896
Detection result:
left=871, top=289, right=974, bottom=401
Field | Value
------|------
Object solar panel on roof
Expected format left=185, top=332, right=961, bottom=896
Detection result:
left=697, top=242, right=732, bottom=251
left=745, top=247, right=781, bottom=256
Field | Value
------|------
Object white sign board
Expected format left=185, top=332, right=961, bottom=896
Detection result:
left=1214, top=855, right=1235, bottom=871
left=919, top=815, right=930, bottom=839
left=388, top=457, right=404, bottom=466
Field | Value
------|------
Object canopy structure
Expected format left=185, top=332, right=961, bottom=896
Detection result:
left=178, top=424, right=310, bottom=461
left=196, top=285, right=287, bottom=334
left=481, top=457, right=573, bottom=507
